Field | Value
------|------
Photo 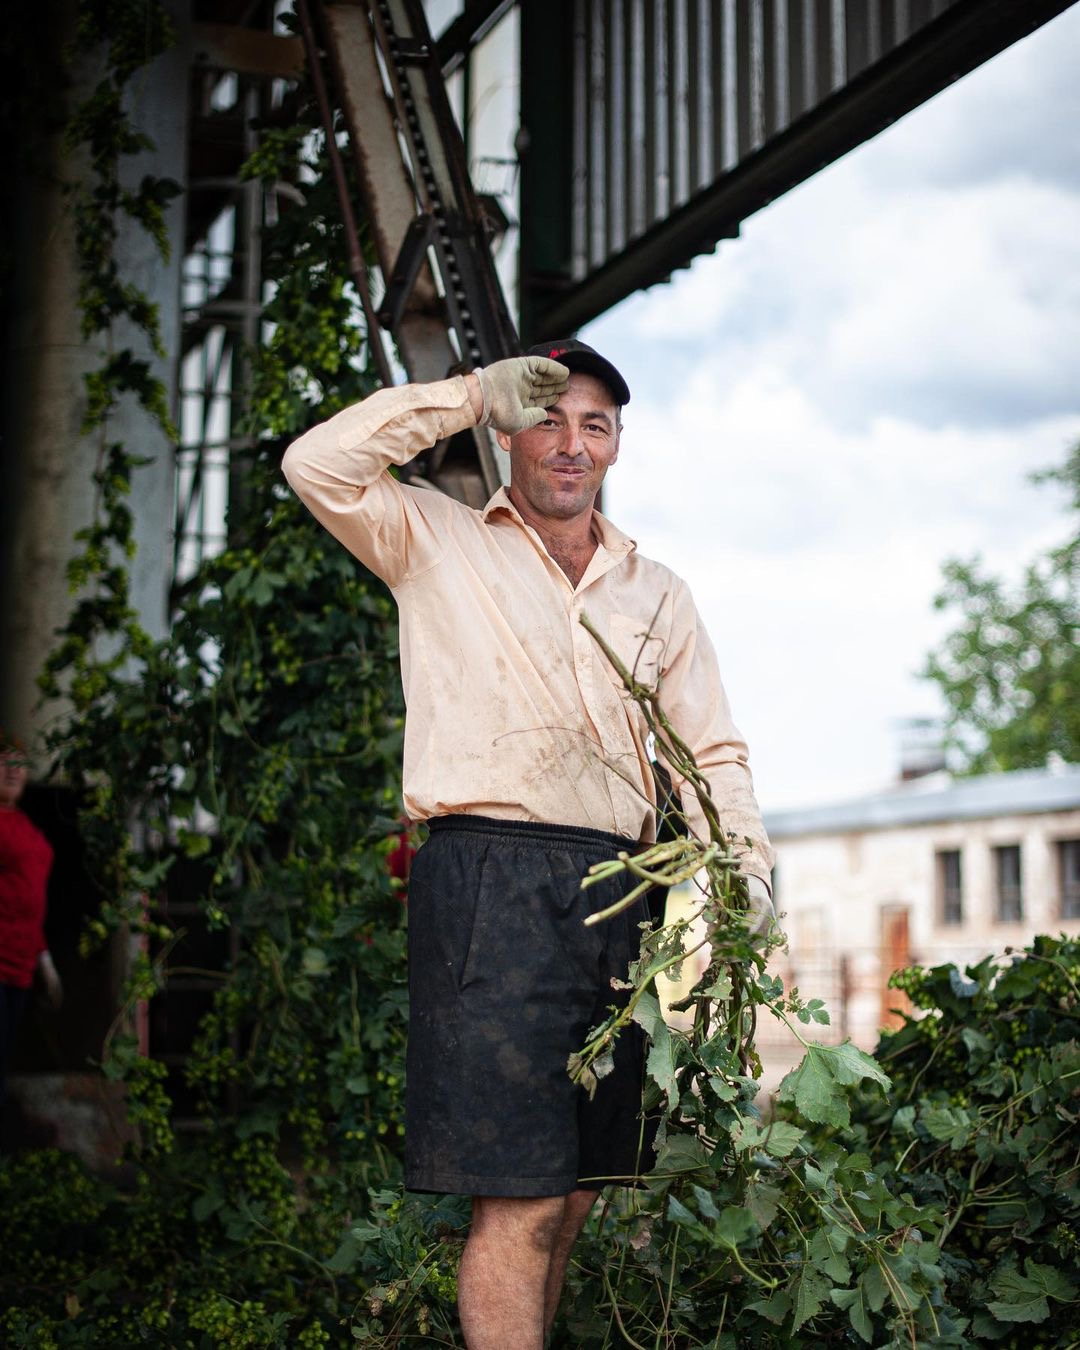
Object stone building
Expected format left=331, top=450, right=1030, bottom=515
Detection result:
left=754, top=764, right=1080, bottom=1087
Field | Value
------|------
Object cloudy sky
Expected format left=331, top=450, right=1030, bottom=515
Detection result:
left=580, top=6, right=1080, bottom=812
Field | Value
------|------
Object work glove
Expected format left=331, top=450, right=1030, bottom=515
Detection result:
left=475, top=356, right=569, bottom=435
left=745, top=874, right=782, bottom=942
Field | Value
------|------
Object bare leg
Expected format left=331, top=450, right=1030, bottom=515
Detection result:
left=458, top=1195, right=565, bottom=1350
left=543, top=1188, right=599, bottom=1336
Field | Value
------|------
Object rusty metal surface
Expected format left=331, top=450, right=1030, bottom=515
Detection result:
left=320, top=0, right=515, bottom=497
left=190, top=22, right=304, bottom=78
left=297, top=0, right=396, bottom=387
left=320, top=1, right=447, bottom=339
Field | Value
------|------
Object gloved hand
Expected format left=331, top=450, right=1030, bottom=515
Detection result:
left=475, top=356, right=569, bottom=435
left=745, top=874, right=783, bottom=942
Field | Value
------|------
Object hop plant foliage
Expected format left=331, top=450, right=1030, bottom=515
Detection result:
left=4, top=3, right=1078, bottom=1347
left=2, top=5, right=417, bottom=1343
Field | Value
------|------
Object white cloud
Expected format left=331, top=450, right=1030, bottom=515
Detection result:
left=596, top=170, right=1080, bottom=433
left=858, top=7, right=1080, bottom=193
left=582, top=9, right=1080, bottom=810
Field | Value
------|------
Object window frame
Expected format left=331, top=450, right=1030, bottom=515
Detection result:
left=993, top=843, right=1023, bottom=923
left=936, top=848, right=963, bottom=926
left=1058, top=839, right=1080, bottom=920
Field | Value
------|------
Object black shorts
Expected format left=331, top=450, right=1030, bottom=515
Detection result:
left=404, top=815, right=656, bottom=1197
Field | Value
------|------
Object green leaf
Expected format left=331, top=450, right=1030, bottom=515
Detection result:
left=301, top=946, right=329, bottom=976
left=801, top=1155, right=839, bottom=1192
left=690, top=1183, right=721, bottom=1221
left=778, top=1048, right=841, bottom=1125
left=777, top=1041, right=890, bottom=1129
left=325, top=1235, right=362, bottom=1274
left=702, top=971, right=732, bottom=999
left=666, top=1194, right=700, bottom=1229
left=745, top=1180, right=782, bottom=1232
left=651, top=1132, right=711, bottom=1177
left=192, top=1190, right=224, bottom=1221
left=178, top=829, right=211, bottom=859
left=987, top=1260, right=1077, bottom=1324
left=860, top=1262, right=889, bottom=1314
left=791, top=1265, right=831, bottom=1331
left=891, top=1103, right=916, bottom=1134
left=714, top=1205, right=758, bottom=1250
left=961, top=1026, right=993, bottom=1057
left=808, top=1228, right=850, bottom=1283
left=706, top=1074, right=738, bottom=1102
left=630, top=989, right=665, bottom=1039
left=235, top=1108, right=279, bottom=1140
left=826, top=1040, right=891, bottom=1091
left=922, top=1104, right=974, bottom=1148
left=831, top=1285, right=873, bottom=1342
left=218, top=708, right=243, bottom=737
left=645, top=1023, right=679, bottom=1102
left=733, top=1119, right=805, bottom=1158
left=746, top=1290, right=792, bottom=1325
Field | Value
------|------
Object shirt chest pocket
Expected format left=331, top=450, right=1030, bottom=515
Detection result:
left=606, top=612, right=667, bottom=698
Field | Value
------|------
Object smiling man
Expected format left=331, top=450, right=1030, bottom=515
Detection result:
left=282, top=341, right=773, bottom=1348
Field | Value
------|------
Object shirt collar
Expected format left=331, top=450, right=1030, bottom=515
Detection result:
left=482, top=486, right=637, bottom=557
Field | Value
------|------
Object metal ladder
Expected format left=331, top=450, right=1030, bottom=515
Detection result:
left=296, top=0, right=520, bottom=506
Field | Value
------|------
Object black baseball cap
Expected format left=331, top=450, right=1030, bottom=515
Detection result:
left=525, top=338, right=631, bottom=406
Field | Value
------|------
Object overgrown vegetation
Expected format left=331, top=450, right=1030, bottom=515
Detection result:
left=4, top=5, right=414, bottom=1344
left=2, top=5, right=1078, bottom=1347
left=550, top=939, right=1080, bottom=1348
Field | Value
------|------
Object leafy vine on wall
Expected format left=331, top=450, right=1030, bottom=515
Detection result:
left=1, top=5, right=1077, bottom=1347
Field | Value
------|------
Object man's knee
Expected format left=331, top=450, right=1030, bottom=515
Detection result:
left=562, top=1188, right=599, bottom=1226
left=470, top=1195, right=570, bottom=1254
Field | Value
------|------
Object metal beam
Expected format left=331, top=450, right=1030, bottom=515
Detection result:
left=190, top=22, right=304, bottom=78
left=319, top=0, right=453, bottom=383
left=524, top=0, right=1078, bottom=339
left=318, top=0, right=515, bottom=499
left=437, top=0, right=516, bottom=76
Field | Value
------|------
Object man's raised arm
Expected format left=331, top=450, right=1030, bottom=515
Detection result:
left=281, top=375, right=476, bottom=586
left=281, top=359, right=568, bottom=586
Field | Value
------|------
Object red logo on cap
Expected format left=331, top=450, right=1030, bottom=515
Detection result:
left=547, top=346, right=567, bottom=358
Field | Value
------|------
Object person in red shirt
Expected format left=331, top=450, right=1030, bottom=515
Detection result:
left=0, top=733, right=62, bottom=1116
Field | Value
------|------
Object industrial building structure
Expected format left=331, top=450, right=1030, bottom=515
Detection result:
left=1, top=0, right=1075, bottom=1153
left=755, top=764, right=1080, bottom=1086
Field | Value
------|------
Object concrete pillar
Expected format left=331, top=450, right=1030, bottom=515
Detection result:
left=0, top=1, right=189, bottom=762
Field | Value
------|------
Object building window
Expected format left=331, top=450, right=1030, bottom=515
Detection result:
left=994, top=845, right=1023, bottom=922
left=1060, top=840, right=1080, bottom=920
left=937, top=849, right=963, bottom=925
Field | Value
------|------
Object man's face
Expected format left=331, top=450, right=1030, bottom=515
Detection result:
left=0, top=751, right=28, bottom=807
left=498, top=371, right=621, bottom=524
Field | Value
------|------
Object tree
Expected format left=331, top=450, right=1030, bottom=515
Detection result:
left=923, top=443, right=1080, bottom=773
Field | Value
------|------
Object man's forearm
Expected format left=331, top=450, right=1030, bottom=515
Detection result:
left=282, top=375, right=479, bottom=496
left=280, top=376, right=479, bottom=584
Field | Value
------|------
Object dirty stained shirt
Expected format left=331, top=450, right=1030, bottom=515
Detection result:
left=281, top=376, right=774, bottom=888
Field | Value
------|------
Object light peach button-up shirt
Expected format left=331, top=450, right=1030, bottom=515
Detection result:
left=282, top=376, right=773, bottom=887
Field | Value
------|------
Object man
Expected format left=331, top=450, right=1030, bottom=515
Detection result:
left=282, top=341, right=773, bottom=1347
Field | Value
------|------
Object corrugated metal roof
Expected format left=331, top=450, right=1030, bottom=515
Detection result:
left=520, top=0, right=1076, bottom=336
left=764, top=765, right=1080, bottom=840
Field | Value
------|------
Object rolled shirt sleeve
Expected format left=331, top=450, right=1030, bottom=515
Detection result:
left=281, top=376, right=478, bottom=588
